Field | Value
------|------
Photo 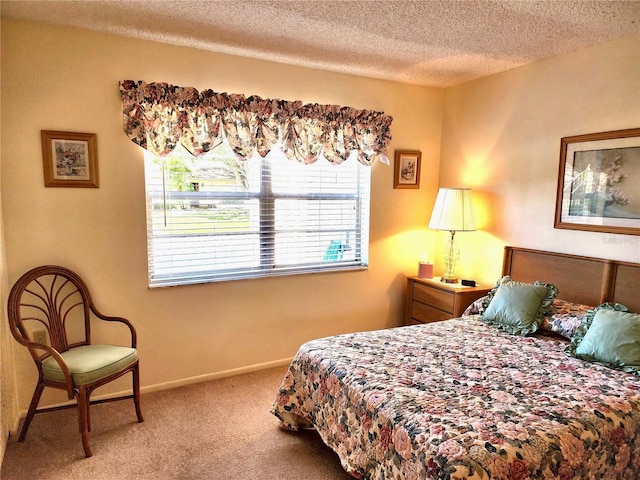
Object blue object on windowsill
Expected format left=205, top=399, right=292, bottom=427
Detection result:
left=323, top=240, right=350, bottom=261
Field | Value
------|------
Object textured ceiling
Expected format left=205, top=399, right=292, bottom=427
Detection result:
left=2, top=0, right=640, bottom=87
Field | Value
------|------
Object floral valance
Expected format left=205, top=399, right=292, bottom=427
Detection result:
left=119, top=80, right=393, bottom=166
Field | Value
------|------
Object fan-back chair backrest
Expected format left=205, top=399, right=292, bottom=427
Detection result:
left=8, top=265, right=94, bottom=363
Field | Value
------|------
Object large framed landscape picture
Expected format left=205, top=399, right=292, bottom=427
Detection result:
left=554, top=128, right=640, bottom=235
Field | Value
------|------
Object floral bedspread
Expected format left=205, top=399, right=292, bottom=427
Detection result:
left=271, top=316, right=640, bottom=479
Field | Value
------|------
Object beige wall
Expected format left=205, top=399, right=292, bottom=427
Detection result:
left=1, top=20, right=443, bottom=414
left=440, top=33, right=640, bottom=286
left=0, top=108, right=20, bottom=464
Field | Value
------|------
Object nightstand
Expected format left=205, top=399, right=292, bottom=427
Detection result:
left=405, top=276, right=491, bottom=325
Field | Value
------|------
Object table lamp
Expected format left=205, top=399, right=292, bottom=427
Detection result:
left=428, top=188, right=476, bottom=283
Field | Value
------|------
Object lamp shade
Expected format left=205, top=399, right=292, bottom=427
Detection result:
left=428, top=188, right=476, bottom=232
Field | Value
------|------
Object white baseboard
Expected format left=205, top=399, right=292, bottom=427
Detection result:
left=141, top=357, right=292, bottom=394
left=15, top=357, right=292, bottom=420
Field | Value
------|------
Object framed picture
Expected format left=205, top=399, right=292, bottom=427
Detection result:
left=41, top=130, right=99, bottom=188
left=393, top=150, right=421, bottom=189
left=554, top=128, right=640, bottom=235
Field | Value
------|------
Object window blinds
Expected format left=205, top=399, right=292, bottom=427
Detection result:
left=144, top=142, right=370, bottom=286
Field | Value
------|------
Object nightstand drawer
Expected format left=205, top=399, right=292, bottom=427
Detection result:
left=411, top=301, right=451, bottom=323
left=413, top=282, right=454, bottom=313
left=405, top=276, right=491, bottom=326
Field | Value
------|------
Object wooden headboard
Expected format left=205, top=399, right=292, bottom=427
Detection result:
left=502, top=247, right=640, bottom=312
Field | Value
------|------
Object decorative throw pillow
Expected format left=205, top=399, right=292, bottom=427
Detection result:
left=462, top=295, right=487, bottom=316
left=566, top=303, right=640, bottom=375
left=540, top=299, right=592, bottom=340
left=481, top=276, right=558, bottom=335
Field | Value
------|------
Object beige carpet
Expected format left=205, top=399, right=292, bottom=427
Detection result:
left=0, top=366, right=353, bottom=480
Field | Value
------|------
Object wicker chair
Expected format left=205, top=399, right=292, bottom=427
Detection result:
left=7, top=265, right=143, bottom=457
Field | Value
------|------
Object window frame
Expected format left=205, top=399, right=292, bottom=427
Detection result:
left=144, top=147, right=371, bottom=287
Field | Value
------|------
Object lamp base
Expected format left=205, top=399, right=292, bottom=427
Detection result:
left=441, top=230, right=460, bottom=285
left=440, top=276, right=458, bottom=284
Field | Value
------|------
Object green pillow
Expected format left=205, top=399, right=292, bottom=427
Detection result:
left=481, top=276, right=558, bottom=335
left=566, top=303, right=640, bottom=375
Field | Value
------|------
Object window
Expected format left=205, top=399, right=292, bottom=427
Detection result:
left=144, top=141, right=370, bottom=287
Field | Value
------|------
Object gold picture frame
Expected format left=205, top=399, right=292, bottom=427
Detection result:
left=554, top=128, right=640, bottom=235
left=41, top=130, right=99, bottom=188
left=393, top=150, right=421, bottom=189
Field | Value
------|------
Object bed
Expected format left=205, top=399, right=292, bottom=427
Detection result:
left=271, top=247, right=640, bottom=479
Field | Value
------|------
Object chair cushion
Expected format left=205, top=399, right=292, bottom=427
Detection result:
left=42, top=344, right=138, bottom=386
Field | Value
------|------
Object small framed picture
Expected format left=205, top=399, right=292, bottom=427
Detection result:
left=41, top=130, right=99, bottom=188
left=393, top=150, right=421, bottom=189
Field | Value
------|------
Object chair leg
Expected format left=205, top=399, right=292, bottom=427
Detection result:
left=18, top=382, right=45, bottom=442
left=76, top=386, right=92, bottom=458
left=85, top=388, right=92, bottom=433
left=133, top=363, right=144, bottom=423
